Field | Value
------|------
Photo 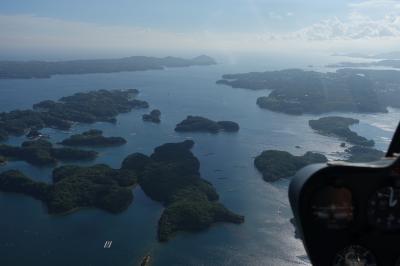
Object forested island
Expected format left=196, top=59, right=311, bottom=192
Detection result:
left=0, top=140, right=97, bottom=166
left=217, top=68, right=400, bottom=114
left=0, top=140, right=244, bottom=241
left=175, top=116, right=239, bottom=133
left=60, top=129, right=127, bottom=147
left=0, top=89, right=148, bottom=141
left=0, top=55, right=216, bottom=79
left=121, top=140, right=244, bottom=241
left=0, top=164, right=136, bottom=214
left=254, top=146, right=384, bottom=182
left=309, top=116, right=374, bottom=146
left=142, top=109, right=161, bottom=123
left=345, top=146, right=385, bottom=162
left=254, top=150, right=328, bottom=182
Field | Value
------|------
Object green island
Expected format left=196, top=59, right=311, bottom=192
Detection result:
left=175, top=116, right=239, bottom=133
left=0, top=139, right=97, bottom=166
left=345, top=146, right=385, bottom=163
left=255, top=145, right=385, bottom=182
left=309, top=116, right=375, bottom=147
left=121, top=140, right=244, bottom=241
left=0, top=55, right=216, bottom=79
left=142, top=109, right=161, bottom=123
left=254, top=145, right=385, bottom=182
left=254, top=150, right=328, bottom=182
left=0, top=164, right=136, bottom=214
left=0, top=140, right=243, bottom=241
left=60, top=129, right=127, bottom=147
left=0, top=89, right=148, bottom=141
left=217, top=68, right=400, bottom=114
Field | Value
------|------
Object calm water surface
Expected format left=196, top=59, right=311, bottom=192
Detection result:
left=0, top=55, right=398, bottom=266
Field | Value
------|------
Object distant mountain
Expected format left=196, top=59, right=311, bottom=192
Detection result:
left=334, top=51, right=400, bottom=60
left=372, top=51, right=400, bottom=60
left=327, top=60, right=400, bottom=69
left=0, top=55, right=217, bottom=79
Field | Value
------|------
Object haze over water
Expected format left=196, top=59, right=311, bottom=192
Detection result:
left=0, top=54, right=398, bottom=266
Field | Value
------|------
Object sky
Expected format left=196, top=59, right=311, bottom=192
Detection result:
left=0, top=0, right=400, bottom=59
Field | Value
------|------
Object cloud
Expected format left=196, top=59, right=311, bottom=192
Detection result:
left=293, top=14, right=400, bottom=40
left=286, top=0, right=400, bottom=41
left=0, top=12, right=399, bottom=58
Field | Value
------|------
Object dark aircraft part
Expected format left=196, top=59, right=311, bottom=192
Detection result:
left=290, top=122, right=400, bottom=266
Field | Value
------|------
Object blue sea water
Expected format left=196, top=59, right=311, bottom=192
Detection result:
left=0, top=55, right=399, bottom=266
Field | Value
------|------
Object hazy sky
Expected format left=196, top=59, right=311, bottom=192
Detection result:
left=1, top=0, right=400, bottom=59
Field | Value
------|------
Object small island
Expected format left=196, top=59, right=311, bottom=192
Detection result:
left=309, top=116, right=375, bottom=147
left=0, top=164, right=136, bottom=214
left=345, top=146, right=385, bottom=163
left=121, top=140, right=244, bottom=241
left=60, top=129, right=127, bottom=147
left=0, top=55, right=217, bottom=79
left=175, top=116, right=239, bottom=133
left=140, top=255, right=151, bottom=266
left=0, top=89, right=149, bottom=141
left=217, top=68, right=400, bottom=114
left=254, top=150, right=328, bottom=182
left=0, top=140, right=97, bottom=166
left=0, top=155, right=6, bottom=165
left=142, top=109, right=161, bottom=123
left=26, top=128, right=43, bottom=139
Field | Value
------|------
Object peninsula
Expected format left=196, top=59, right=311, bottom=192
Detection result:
left=175, top=116, right=239, bottom=133
left=0, top=55, right=216, bottom=79
left=309, top=116, right=375, bottom=147
left=217, top=68, right=400, bottom=114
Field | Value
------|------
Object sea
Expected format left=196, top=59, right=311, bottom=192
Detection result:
left=0, top=53, right=399, bottom=266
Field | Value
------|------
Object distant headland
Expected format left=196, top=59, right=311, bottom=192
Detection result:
left=309, top=116, right=374, bottom=147
left=217, top=68, right=400, bottom=115
left=0, top=55, right=216, bottom=79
